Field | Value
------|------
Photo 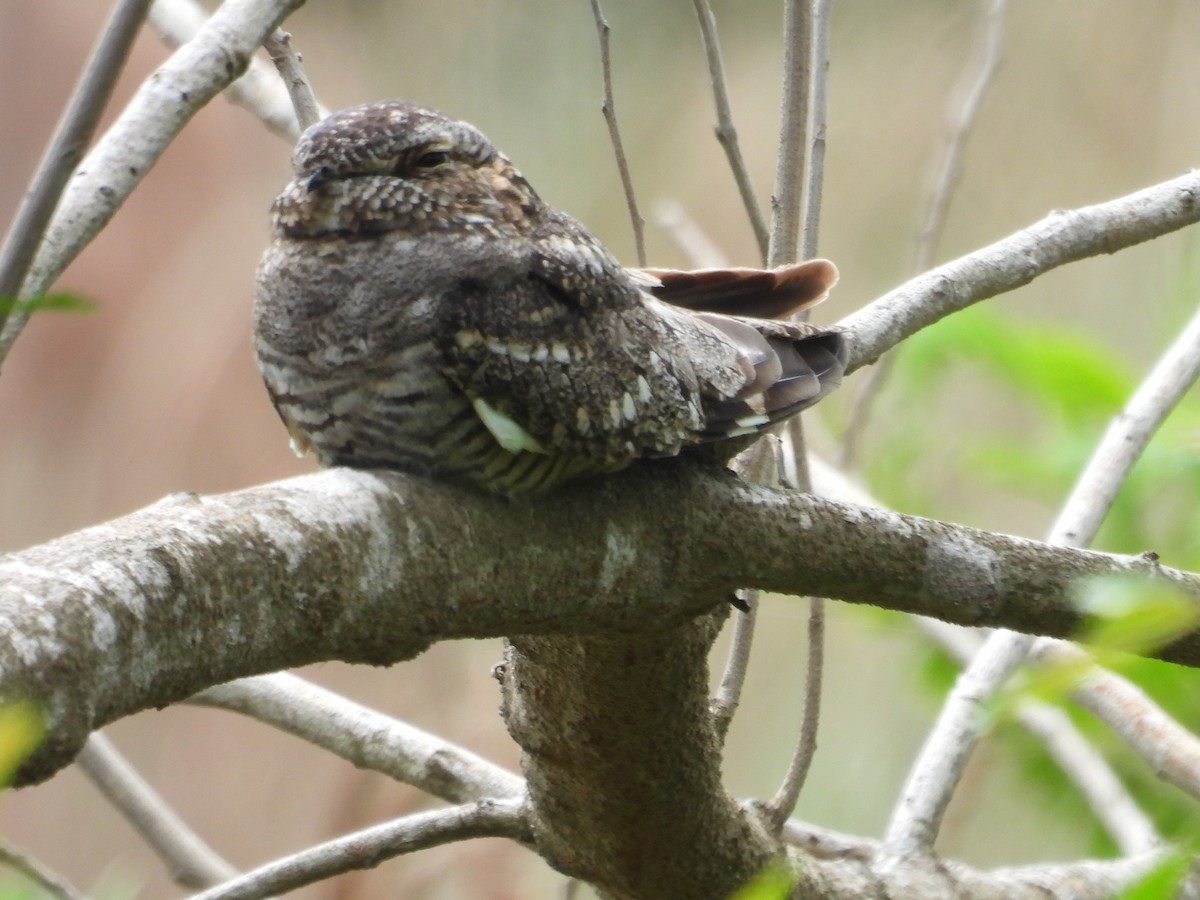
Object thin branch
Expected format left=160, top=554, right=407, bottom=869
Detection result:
left=781, top=817, right=876, bottom=860
left=689, top=0, right=770, bottom=262
left=799, top=0, right=832, bottom=263
left=262, top=29, right=320, bottom=131
left=840, top=0, right=1008, bottom=467
left=1042, top=641, right=1200, bottom=801
left=838, top=169, right=1200, bottom=374
left=190, top=799, right=529, bottom=900
left=759, top=0, right=834, bottom=830
left=149, top=0, right=326, bottom=141
left=796, top=842, right=1181, bottom=899
left=767, top=0, right=814, bottom=268
left=882, top=628, right=1034, bottom=857
left=587, top=0, right=646, bottom=266
left=882, top=289, right=1200, bottom=856
left=710, top=593, right=757, bottom=739
left=813, top=457, right=1161, bottom=854
left=913, top=0, right=1008, bottom=275
left=914, top=619, right=1160, bottom=856
left=1015, top=698, right=1160, bottom=855
left=0, top=0, right=305, bottom=361
left=0, top=0, right=153, bottom=368
left=190, top=672, right=525, bottom=803
left=77, top=733, right=238, bottom=889
left=0, top=841, right=84, bottom=900
left=711, top=437, right=787, bottom=739
left=766, top=595, right=825, bottom=829
left=1051, top=296, right=1200, bottom=545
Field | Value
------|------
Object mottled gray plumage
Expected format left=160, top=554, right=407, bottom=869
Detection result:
left=254, top=100, right=847, bottom=495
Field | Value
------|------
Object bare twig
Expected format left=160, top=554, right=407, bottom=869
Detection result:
left=767, top=0, right=814, bottom=268
left=0, top=0, right=305, bottom=362
left=710, top=592, right=758, bottom=739
left=914, top=0, right=1007, bottom=275
left=0, top=0, right=153, bottom=369
left=1051, top=296, right=1200, bottom=545
left=1024, top=295, right=1200, bottom=804
left=587, top=0, right=646, bottom=266
left=190, top=799, right=529, bottom=900
left=780, top=817, right=877, bottom=860
left=1016, top=699, right=1159, bottom=854
left=915, top=621, right=1160, bottom=857
left=190, top=672, right=525, bottom=803
left=262, top=28, right=320, bottom=131
left=761, top=0, right=834, bottom=830
left=812, top=455, right=1161, bottom=854
left=799, top=0, right=832, bottom=263
left=840, top=0, right=1008, bottom=467
left=77, top=733, right=238, bottom=888
left=0, top=841, right=83, bottom=900
left=689, top=0, right=770, bottom=262
left=766, top=595, right=825, bottom=829
left=882, top=629, right=1036, bottom=857
left=1042, top=642, right=1200, bottom=801
left=838, top=169, right=1200, bottom=374
left=149, top=0, right=325, bottom=141
left=711, top=437, right=789, bottom=739
left=882, top=290, right=1200, bottom=857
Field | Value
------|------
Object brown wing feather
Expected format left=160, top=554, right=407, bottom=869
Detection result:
left=689, top=313, right=847, bottom=439
left=636, top=259, right=839, bottom=319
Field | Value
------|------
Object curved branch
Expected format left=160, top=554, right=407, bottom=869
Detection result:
left=884, top=285, right=1200, bottom=855
left=5, top=464, right=1200, bottom=787
left=0, top=0, right=153, bottom=355
left=149, top=0, right=323, bottom=141
left=190, top=672, right=525, bottom=803
left=0, top=0, right=304, bottom=357
left=839, top=169, right=1200, bottom=372
left=690, top=0, right=770, bottom=260
left=77, top=733, right=238, bottom=888
left=191, top=798, right=529, bottom=900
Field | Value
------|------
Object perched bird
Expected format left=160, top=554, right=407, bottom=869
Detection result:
left=254, top=100, right=846, bottom=496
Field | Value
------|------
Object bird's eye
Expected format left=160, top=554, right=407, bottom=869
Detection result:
left=412, top=150, right=451, bottom=170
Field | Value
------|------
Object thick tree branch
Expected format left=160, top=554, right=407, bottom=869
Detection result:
left=5, top=463, right=1200, bottom=788
left=839, top=169, right=1200, bottom=372
left=502, top=621, right=775, bottom=900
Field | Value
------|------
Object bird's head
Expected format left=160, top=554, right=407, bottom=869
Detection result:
left=271, top=101, right=542, bottom=239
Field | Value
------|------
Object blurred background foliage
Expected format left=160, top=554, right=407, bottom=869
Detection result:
left=2, top=1, right=1200, bottom=897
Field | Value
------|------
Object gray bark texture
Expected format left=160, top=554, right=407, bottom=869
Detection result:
left=4, top=458, right=1200, bottom=900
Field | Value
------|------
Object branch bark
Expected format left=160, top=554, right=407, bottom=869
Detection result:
left=5, top=463, right=1200, bottom=788
left=502, top=621, right=775, bottom=899
left=0, top=0, right=305, bottom=361
left=839, top=169, right=1200, bottom=372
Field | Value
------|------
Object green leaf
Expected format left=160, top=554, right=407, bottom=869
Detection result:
left=987, top=576, right=1200, bottom=722
left=900, top=307, right=1133, bottom=428
left=1074, top=575, right=1200, bottom=658
left=0, top=293, right=97, bottom=315
left=0, top=702, right=43, bottom=787
left=730, top=863, right=793, bottom=900
left=1116, top=846, right=1194, bottom=899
